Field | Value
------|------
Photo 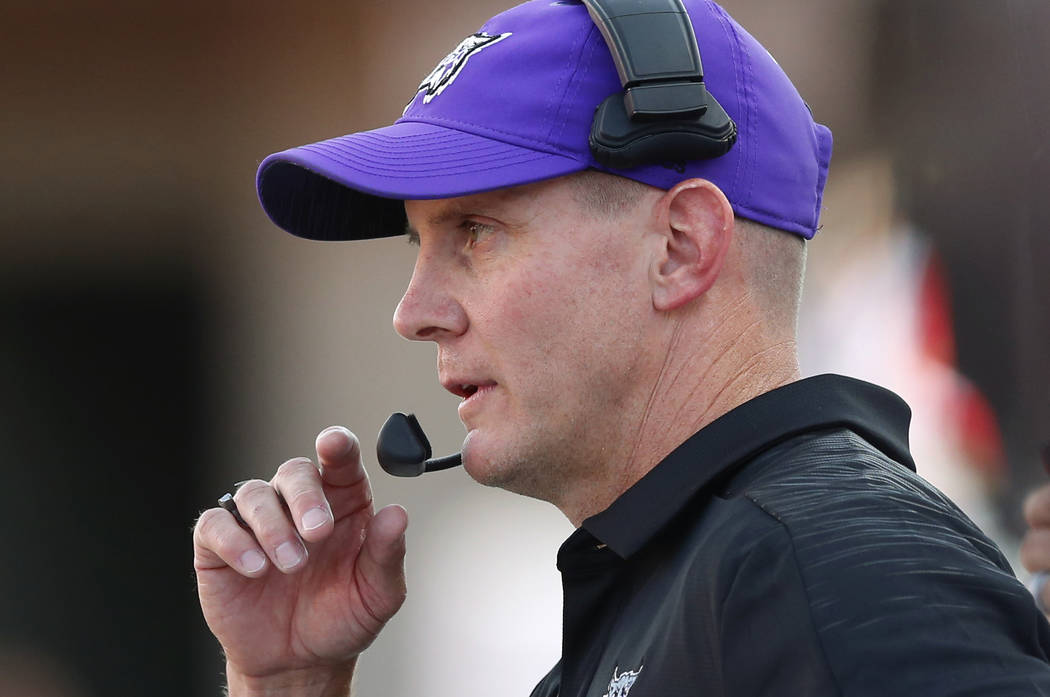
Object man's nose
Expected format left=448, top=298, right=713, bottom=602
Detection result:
left=393, top=257, right=468, bottom=341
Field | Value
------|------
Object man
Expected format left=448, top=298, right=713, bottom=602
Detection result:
left=192, top=1, right=1050, bottom=695
left=1023, top=447, right=1050, bottom=615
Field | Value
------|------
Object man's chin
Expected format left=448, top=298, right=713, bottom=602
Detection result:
left=460, top=431, right=500, bottom=485
left=460, top=431, right=561, bottom=506
left=460, top=430, right=521, bottom=490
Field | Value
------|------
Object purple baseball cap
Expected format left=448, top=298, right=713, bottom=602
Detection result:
left=257, top=0, right=833, bottom=241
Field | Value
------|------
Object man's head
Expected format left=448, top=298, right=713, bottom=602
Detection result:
left=391, top=169, right=806, bottom=519
left=253, top=0, right=829, bottom=519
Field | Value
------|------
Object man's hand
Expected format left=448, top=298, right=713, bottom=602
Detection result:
left=193, top=426, right=408, bottom=696
left=1022, top=482, right=1050, bottom=616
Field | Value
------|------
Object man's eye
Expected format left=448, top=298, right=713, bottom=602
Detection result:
left=463, top=221, right=495, bottom=248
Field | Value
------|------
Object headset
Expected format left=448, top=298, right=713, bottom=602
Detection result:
left=584, top=0, right=736, bottom=168
left=377, top=0, right=736, bottom=476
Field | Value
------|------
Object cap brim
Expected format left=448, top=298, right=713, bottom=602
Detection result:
left=256, top=120, right=586, bottom=241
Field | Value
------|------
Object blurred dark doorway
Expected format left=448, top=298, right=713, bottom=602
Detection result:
left=0, top=276, right=209, bottom=697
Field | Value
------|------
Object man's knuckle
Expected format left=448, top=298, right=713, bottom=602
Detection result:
left=194, top=509, right=247, bottom=555
left=287, top=486, right=321, bottom=507
left=234, top=479, right=271, bottom=502
left=212, top=529, right=247, bottom=558
left=193, top=509, right=221, bottom=540
left=276, top=457, right=313, bottom=478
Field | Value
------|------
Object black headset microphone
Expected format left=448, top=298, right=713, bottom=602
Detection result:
left=377, top=412, right=462, bottom=476
left=376, top=0, right=736, bottom=477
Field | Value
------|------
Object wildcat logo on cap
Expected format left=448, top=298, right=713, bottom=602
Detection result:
left=415, top=32, right=512, bottom=105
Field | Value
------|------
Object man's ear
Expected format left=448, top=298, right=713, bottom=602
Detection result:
left=649, top=179, right=735, bottom=312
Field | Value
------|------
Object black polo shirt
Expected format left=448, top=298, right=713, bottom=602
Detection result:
left=529, top=374, right=1050, bottom=697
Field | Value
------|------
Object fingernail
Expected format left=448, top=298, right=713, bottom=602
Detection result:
left=302, top=507, right=330, bottom=531
left=240, top=549, right=267, bottom=574
left=317, top=426, right=352, bottom=453
left=319, top=425, right=347, bottom=436
left=275, top=541, right=304, bottom=570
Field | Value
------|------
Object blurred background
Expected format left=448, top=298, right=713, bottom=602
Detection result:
left=1, top=0, right=1047, bottom=695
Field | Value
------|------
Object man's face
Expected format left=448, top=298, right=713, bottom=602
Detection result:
left=394, top=175, right=662, bottom=505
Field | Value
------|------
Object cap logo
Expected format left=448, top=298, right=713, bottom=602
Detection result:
left=416, top=32, right=512, bottom=105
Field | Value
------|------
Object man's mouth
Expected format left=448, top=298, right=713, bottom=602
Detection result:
left=452, top=384, right=479, bottom=399
left=443, top=380, right=496, bottom=400
left=447, top=381, right=497, bottom=422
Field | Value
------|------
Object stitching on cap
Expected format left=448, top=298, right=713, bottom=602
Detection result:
left=543, top=13, right=588, bottom=145
left=548, top=21, right=599, bottom=148
left=303, top=138, right=545, bottom=165
left=298, top=145, right=553, bottom=178
left=315, top=133, right=510, bottom=157
left=709, top=0, right=749, bottom=209
left=397, top=114, right=578, bottom=158
left=812, top=125, right=832, bottom=230
left=740, top=24, right=759, bottom=216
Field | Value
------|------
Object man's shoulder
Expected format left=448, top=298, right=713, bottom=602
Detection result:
left=723, top=427, right=1009, bottom=576
left=678, top=428, right=1050, bottom=695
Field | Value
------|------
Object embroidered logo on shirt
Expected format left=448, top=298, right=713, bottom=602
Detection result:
left=602, top=664, right=643, bottom=697
left=414, top=32, right=512, bottom=105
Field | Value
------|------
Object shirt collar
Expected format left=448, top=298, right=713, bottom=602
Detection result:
left=579, top=374, right=914, bottom=559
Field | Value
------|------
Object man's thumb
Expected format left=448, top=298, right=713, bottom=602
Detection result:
left=355, top=504, right=409, bottom=626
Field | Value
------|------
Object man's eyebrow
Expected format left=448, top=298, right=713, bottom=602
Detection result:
left=404, top=195, right=525, bottom=242
left=426, top=204, right=473, bottom=228
left=403, top=203, right=476, bottom=244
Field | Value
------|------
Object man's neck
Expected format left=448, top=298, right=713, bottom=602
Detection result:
left=558, top=318, right=800, bottom=527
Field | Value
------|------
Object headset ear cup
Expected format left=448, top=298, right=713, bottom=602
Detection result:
left=584, top=0, right=737, bottom=171
left=590, top=92, right=737, bottom=170
left=589, top=94, right=634, bottom=168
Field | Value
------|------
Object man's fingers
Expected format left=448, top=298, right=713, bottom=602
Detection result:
left=354, top=504, right=409, bottom=627
left=272, top=457, right=334, bottom=543
left=1023, top=484, right=1050, bottom=527
left=1021, top=528, right=1050, bottom=574
left=315, top=426, right=374, bottom=522
left=315, top=426, right=366, bottom=488
left=193, top=508, right=269, bottom=577
left=234, top=479, right=309, bottom=574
